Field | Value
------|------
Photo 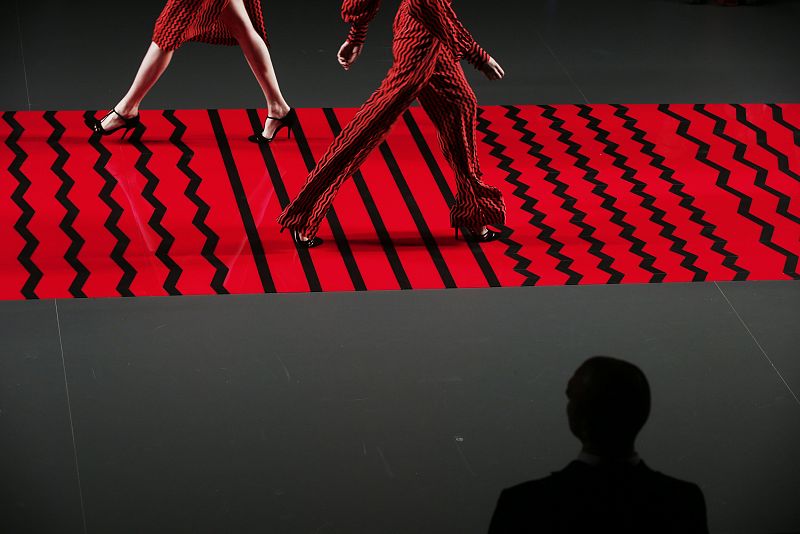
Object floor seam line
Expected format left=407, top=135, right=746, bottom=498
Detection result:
left=536, top=31, right=590, bottom=105
left=14, top=0, right=32, bottom=111
left=55, top=299, right=89, bottom=534
left=714, top=282, right=800, bottom=407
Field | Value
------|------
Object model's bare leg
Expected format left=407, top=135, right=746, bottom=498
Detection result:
left=220, top=0, right=290, bottom=138
left=100, top=42, right=174, bottom=130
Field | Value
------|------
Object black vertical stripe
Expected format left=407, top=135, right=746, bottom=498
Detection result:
left=3, top=111, right=42, bottom=299
left=377, top=141, right=457, bottom=288
left=289, top=111, right=368, bottom=291
left=323, top=108, right=412, bottom=290
left=84, top=110, right=137, bottom=296
left=208, top=109, right=277, bottom=293
left=164, top=110, right=230, bottom=295
left=402, top=110, right=501, bottom=287
left=131, top=114, right=183, bottom=295
left=44, top=111, right=89, bottom=297
left=245, top=109, right=322, bottom=293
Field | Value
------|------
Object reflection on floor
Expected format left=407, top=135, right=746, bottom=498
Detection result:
left=1, top=103, right=798, bottom=299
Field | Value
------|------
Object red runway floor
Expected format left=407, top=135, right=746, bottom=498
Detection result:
left=1, top=104, right=798, bottom=299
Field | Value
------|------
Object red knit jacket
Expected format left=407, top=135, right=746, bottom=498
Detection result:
left=341, top=0, right=491, bottom=68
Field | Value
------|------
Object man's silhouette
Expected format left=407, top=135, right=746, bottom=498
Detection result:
left=488, top=356, right=708, bottom=533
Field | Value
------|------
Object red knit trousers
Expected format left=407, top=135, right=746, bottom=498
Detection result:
left=277, top=6, right=505, bottom=238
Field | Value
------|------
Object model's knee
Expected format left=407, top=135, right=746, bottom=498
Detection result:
left=396, top=85, right=420, bottom=104
left=378, top=82, right=420, bottom=109
left=437, top=88, right=478, bottom=115
left=463, top=90, right=478, bottom=112
left=220, top=5, right=252, bottom=40
left=442, top=95, right=477, bottom=122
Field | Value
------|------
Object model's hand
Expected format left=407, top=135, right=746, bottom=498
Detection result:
left=481, top=57, right=505, bottom=81
left=338, top=40, right=363, bottom=70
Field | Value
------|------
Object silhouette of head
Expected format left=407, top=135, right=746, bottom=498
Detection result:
left=566, top=356, right=651, bottom=457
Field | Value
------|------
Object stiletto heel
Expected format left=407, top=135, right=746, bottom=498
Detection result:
left=85, top=109, right=141, bottom=139
left=249, top=108, right=297, bottom=143
left=284, top=227, right=323, bottom=248
left=120, top=126, right=135, bottom=141
left=457, top=226, right=500, bottom=243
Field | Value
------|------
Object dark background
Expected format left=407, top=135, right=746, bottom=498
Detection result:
left=2, top=0, right=800, bottom=111
left=1, top=1, right=799, bottom=533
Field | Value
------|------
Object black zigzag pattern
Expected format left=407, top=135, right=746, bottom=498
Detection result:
left=44, top=111, right=89, bottom=297
left=84, top=111, right=137, bottom=297
left=612, top=105, right=705, bottom=281
left=540, top=105, right=624, bottom=283
left=503, top=106, right=582, bottom=284
left=536, top=105, right=612, bottom=282
left=731, top=104, right=800, bottom=218
left=163, top=110, right=229, bottom=294
left=578, top=105, right=663, bottom=282
left=770, top=104, right=800, bottom=156
left=130, top=121, right=183, bottom=295
left=695, top=105, right=799, bottom=278
left=676, top=104, right=795, bottom=279
left=3, top=111, right=42, bottom=299
left=658, top=105, right=750, bottom=280
left=475, top=108, right=539, bottom=285
left=2, top=105, right=796, bottom=298
left=152, top=0, right=268, bottom=51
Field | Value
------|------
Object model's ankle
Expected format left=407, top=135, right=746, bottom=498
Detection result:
left=116, top=103, right=139, bottom=118
left=268, top=103, right=290, bottom=118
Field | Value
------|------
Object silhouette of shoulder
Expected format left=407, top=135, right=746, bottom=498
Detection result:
left=488, top=461, right=707, bottom=534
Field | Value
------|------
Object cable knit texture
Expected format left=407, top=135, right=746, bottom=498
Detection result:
left=152, top=0, right=268, bottom=51
left=277, top=0, right=504, bottom=238
left=341, top=0, right=489, bottom=69
left=342, top=0, right=382, bottom=44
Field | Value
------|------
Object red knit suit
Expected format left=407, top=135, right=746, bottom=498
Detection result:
left=152, top=0, right=268, bottom=51
left=277, top=0, right=506, bottom=238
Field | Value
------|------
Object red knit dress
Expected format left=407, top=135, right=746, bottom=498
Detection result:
left=152, top=0, right=268, bottom=51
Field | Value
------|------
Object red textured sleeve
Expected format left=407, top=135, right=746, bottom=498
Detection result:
left=407, top=0, right=490, bottom=69
left=341, top=0, right=382, bottom=45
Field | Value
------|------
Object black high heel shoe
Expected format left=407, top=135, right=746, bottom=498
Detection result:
left=455, top=226, right=501, bottom=243
left=282, top=227, right=323, bottom=248
left=248, top=108, right=297, bottom=143
left=85, top=109, right=141, bottom=139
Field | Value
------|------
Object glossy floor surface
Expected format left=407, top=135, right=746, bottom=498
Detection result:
left=1, top=1, right=799, bottom=533
left=2, top=104, right=798, bottom=299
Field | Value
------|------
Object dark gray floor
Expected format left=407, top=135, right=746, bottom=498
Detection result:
left=1, top=283, right=799, bottom=534
left=1, top=1, right=799, bottom=533
left=2, top=0, right=800, bottom=111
